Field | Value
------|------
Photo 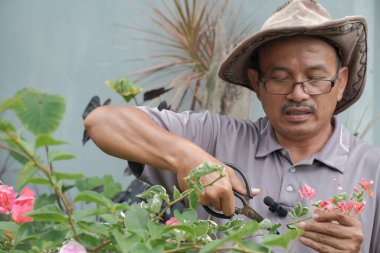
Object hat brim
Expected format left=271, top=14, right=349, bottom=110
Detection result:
left=218, top=16, right=367, bottom=114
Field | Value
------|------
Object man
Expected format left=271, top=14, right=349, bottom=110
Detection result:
left=85, top=0, right=379, bottom=252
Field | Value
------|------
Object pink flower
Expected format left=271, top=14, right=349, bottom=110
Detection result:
left=359, top=178, right=375, bottom=198
left=165, top=217, right=181, bottom=226
left=318, top=198, right=334, bottom=212
left=59, top=240, right=87, bottom=253
left=337, top=201, right=354, bottom=215
left=352, top=201, right=366, bottom=216
left=0, top=185, right=16, bottom=214
left=299, top=184, right=315, bottom=200
left=11, top=186, right=35, bottom=224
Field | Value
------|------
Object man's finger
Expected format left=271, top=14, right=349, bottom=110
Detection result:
left=300, top=220, right=352, bottom=239
left=314, top=209, right=361, bottom=227
left=301, top=231, right=346, bottom=250
left=299, top=235, right=338, bottom=253
left=226, top=167, right=247, bottom=196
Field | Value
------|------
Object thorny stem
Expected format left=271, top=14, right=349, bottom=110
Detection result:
left=4, top=133, right=79, bottom=241
left=88, top=240, right=112, bottom=253
left=152, top=173, right=225, bottom=222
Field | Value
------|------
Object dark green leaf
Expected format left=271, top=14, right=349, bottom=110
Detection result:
left=75, top=176, right=103, bottom=191
left=36, top=229, right=67, bottom=250
left=34, top=194, right=56, bottom=209
left=78, top=233, right=100, bottom=249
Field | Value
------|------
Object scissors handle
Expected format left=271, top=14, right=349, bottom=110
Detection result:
left=202, top=162, right=255, bottom=219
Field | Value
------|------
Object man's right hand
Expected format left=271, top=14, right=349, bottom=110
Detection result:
left=177, top=164, right=257, bottom=217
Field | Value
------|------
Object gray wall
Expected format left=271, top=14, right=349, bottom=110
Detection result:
left=1, top=1, right=378, bottom=188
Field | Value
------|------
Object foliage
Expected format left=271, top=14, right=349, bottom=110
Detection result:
left=112, top=0, right=254, bottom=116
left=0, top=88, right=302, bottom=252
left=0, top=89, right=301, bottom=252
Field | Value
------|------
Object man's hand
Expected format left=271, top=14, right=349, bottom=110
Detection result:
left=177, top=164, right=257, bottom=217
left=299, top=209, right=364, bottom=253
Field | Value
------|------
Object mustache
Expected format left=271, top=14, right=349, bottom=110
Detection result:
left=280, top=101, right=316, bottom=113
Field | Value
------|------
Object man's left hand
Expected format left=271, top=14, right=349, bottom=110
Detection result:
left=299, top=209, right=364, bottom=253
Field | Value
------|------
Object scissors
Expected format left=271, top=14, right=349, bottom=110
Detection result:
left=203, top=162, right=264, bottom=222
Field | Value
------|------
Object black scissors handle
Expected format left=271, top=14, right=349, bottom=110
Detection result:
left=202, top=163, right=256, bottom=219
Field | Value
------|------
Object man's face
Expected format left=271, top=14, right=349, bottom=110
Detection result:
left=247, top=36, right=348, bottom=141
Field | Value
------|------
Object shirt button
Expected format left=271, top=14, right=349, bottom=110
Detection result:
left=289, top=167, right=296, bottom=173
left=286, top=185, right=294, bottom=192
left=281, top=150, right=287, bottom=156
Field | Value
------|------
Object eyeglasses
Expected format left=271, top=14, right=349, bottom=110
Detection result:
left=258, top=69, right=340, bottom=95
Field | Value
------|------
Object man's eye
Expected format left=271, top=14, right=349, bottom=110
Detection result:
left=308, top=76, right=325, bottom=80
left=272, top=77, right=291, bottom=82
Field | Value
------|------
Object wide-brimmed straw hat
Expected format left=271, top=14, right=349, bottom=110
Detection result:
left=218, top=0, right=367, bottom=114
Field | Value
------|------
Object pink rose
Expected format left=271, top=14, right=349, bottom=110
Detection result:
left=59, top=240, right=87, bottom=253
left=299, top=184, right=315, bottom=200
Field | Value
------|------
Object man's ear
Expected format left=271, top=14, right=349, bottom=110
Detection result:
left=247, top=68, right=260, bottom=99
left=336, top=66, right=348, bottom=101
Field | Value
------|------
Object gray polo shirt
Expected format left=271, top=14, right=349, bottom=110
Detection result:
left=128, top=107, right=380, bottom=253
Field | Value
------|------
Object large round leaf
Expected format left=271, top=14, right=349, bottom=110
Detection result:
left=14, top=88, right=65, bottom=135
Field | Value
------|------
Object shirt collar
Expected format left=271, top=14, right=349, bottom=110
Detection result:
left=255, top=117, right=350, bottom=173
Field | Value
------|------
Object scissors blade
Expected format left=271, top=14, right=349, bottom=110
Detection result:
left=237, top=205, right=264, bottom=222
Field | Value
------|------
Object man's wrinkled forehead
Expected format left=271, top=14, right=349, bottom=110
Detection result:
left=250, top=35, right=342, bottom=69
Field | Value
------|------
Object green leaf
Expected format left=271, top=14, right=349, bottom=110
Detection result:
left=26, top=204, right=68, bottom=223
left=185, top=162, right=224, bottom=180
left=36, top=229, right=67, bottom=250
left=193, top=220, right=209, bottom=236
left=106, top=78, right=142, bottom=103
left=0, top=95, right=24, bottom=113
left=263, top=228, right=303, bottom=248
left=75, top=176, right=102, bottom=191
left=200, top=238, right=223, bottom=253
left=16, top=162, right=39, bottom=190
left=74, top=190, right=112, bottom=206
left=147, top=220, right=165, bottom=239
left=102, top=175, right=122, bottom=199
left=34, top=194, right=56, bottom=209
left=78, top=233, right=100, bottom=249
left=188, top=191, right=200, bottom=209
left=0, top=119, right=16, bottom=132
left=77, top=221, right=110, bottom=236
left=26, top=177, right=50, bottom=185
left=48, top=149, right=75, bottom=162
left=13, top=88, right=65, bottom=135
left=0, top=221, right=19, bottom=232
left=112, top=230, right=130, bottom=253
left=124, top=206, right=150, bottom=232
left=174, top=208, right=197, bottom=225
left=163, top=224, right=196, bottom=238
left=54, top=171, right=85, bottom=181
left=35, top=134, right=66, bottom=148
left=173, top=186, right=181, bottom=200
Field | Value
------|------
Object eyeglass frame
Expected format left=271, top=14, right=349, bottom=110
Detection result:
left=257, top=63, right=342, bottom=96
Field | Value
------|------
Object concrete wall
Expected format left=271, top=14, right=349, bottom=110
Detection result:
left=1, top=1, right=378, bottom=188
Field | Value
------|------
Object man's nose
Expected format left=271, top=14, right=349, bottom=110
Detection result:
left=286, top=83, right=310, bottom=102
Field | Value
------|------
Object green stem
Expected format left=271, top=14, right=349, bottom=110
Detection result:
left=164, top=244, right=203, bottom=253
left=216, top=245, right=263, bottom=253
left=286, top=215, right=313, bottom=227
left=6, top=133, right=79, bottom=241
left=152, top=174, right=225, bottom=222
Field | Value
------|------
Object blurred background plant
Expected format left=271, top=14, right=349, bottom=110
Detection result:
left=109, top=0, right=255, bottom=119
